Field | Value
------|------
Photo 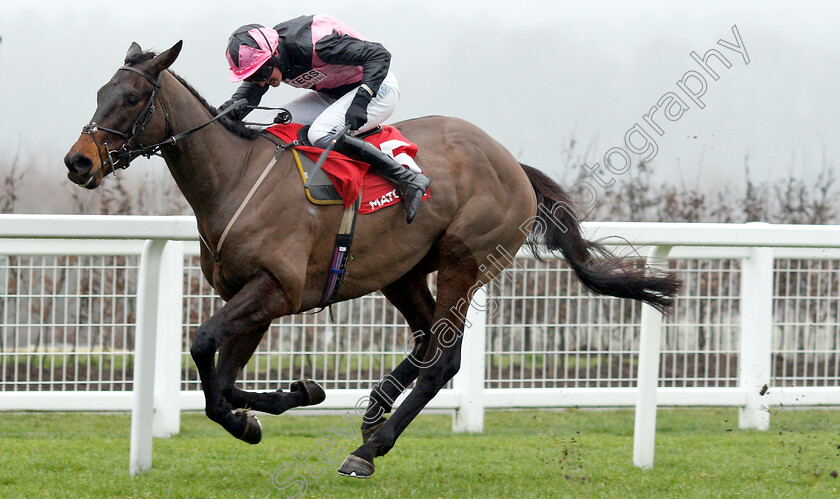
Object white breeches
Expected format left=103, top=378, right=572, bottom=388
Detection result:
left=282, top=71, right=400, bottom=147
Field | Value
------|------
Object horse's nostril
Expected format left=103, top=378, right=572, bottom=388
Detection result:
left=64, top=153, right=93, bottom=175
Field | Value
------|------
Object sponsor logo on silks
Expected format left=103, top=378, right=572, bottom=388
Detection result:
left=286, top=70, right=328, bottom=89
left=368, top=188, right=400, bottom=210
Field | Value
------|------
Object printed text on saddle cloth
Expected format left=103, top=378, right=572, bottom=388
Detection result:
left=265, top=124, right=431, bottom=213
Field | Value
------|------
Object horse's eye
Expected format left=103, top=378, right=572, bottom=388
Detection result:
left=126, top=96, right=141, bottom=107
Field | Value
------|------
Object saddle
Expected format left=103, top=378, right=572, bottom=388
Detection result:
left=291, top=125, right=383, bottom=205
left=262, top=123, right=427, bottom=214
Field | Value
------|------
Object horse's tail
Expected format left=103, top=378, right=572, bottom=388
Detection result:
left=520, top=163, right=681, bottom=313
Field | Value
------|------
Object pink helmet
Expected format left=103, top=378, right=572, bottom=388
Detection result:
left=226, top=24, right=279, bottom=82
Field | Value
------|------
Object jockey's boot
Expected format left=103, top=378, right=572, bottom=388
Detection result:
left=336, top=135, right=431, bottom=223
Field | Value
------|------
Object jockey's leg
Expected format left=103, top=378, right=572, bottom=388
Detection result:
left=281, top=92, right=332, bottom=126
left=308, top=71, right=401, bottom=145
left=308, top=72, right=430, bottom=223
left=335, top=135, right=430, bottom=223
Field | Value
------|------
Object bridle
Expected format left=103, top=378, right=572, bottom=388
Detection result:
left=80, top=65, right=246, bottom=176
left=81, top=65, right=169, bottom=174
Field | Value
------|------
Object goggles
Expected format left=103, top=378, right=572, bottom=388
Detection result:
left=244, top=64, right=274, bottom=83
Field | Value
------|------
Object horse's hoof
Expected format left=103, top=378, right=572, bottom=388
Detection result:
left=236, top=411, right=262, bottom=445
left=290, top=379, right=326, bottom=406
left=361, top=418, right=387, bottom=444
left=337, top=454, right=375, bottom=479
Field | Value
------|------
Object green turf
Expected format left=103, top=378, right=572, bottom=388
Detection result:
left=1, top=408, right=838, bottom=498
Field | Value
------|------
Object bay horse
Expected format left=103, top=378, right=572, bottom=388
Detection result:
left=64, top=41, right=680, bottom=478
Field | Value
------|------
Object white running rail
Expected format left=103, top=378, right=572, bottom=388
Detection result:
left=2, top=215, right=840, bottom=473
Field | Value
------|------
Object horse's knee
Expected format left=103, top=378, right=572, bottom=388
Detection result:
left=415, top=355, right=461, bottom=397
left=190, top=325, right=217, bottom=361
left=441, top=353, right=461, bottom=380
left=429, top=352, right=461, bottom=384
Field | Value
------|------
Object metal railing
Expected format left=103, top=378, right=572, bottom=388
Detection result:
left=2, top=215, right=840, bottom=473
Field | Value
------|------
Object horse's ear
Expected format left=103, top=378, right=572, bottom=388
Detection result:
left=151, top=40, right=183, bottom=73
left=125, top=42, right=143, bottom=63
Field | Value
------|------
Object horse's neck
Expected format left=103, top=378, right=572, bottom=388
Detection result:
left=157, top=72, right=254, bottom=222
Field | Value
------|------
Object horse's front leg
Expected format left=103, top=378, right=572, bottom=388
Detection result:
left=216, top=324, right=326, bottom=414
left=190, top=271, right=292, bottom=444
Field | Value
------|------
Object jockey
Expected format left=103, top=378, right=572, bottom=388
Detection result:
left=220, top=15, right=431, bottom=223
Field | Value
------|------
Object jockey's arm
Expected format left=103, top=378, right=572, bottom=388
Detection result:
left=314, top=34, right=391, bottom=98
left=219, top=81, right=270, bottom=121
left=314, top=34, right=391, bottom=130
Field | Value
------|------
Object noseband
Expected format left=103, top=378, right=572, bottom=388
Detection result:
left=81, top=66, right=171, bottom=173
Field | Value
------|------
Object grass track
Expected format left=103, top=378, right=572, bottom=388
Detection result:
left=1, top=408, right=839, bottom=498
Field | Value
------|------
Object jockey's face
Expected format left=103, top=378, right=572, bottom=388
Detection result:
left=258, top=67, right=283, bottom=88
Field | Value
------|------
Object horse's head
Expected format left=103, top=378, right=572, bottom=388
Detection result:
left=64, top=41, right=182, bottom=189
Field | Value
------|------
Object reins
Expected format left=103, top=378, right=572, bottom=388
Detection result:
left=129, top=97, right=249, bottom=158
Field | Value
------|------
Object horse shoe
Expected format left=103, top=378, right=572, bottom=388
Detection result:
left=234, top=409, right=262, bottom=445
left=337, top=454, right=375, bottom=479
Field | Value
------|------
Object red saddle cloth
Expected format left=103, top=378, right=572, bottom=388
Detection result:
left=264, top=123, right=430, bottom=214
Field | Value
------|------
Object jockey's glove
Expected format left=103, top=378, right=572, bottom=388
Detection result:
left=218, top=99, right=244, bottom=122
left=345, top=89, right=373, bottom=131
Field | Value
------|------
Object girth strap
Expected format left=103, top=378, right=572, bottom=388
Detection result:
left=319, top=194, right=361, bottom=308
left=201, top=139, right=293, bottom=265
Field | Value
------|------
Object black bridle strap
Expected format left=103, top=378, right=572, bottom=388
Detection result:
left=127, top=98, right=249, bottom=157
left=81, top=65, right=164, bottom=172
left=120, top=65, right=161, bottom=89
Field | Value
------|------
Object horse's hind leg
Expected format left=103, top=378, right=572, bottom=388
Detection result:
left=339, top=236, right=478, bottom=478
left=190, top=271, right=294, bottom=444
left=360, top=267, right=436, bottom=442
left=216, top=325, right=325, bottom=414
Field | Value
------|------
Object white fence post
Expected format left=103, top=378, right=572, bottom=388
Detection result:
left=633, top=245, right=672, bottom=469
left=153, top=241, right=184, bottom=437
left=738, top=246, right=774, bottom=430
left=452, top=285, right=487, bottom=432
left=129, top=239, right=166, bottom=475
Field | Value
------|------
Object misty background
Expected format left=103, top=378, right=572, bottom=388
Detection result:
left=1, top=0, right=838, bottom=218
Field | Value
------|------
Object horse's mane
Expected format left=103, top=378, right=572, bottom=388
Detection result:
left=127, top=49, right=261, bottom=140
left=169, top=72, right=261, bottom=140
